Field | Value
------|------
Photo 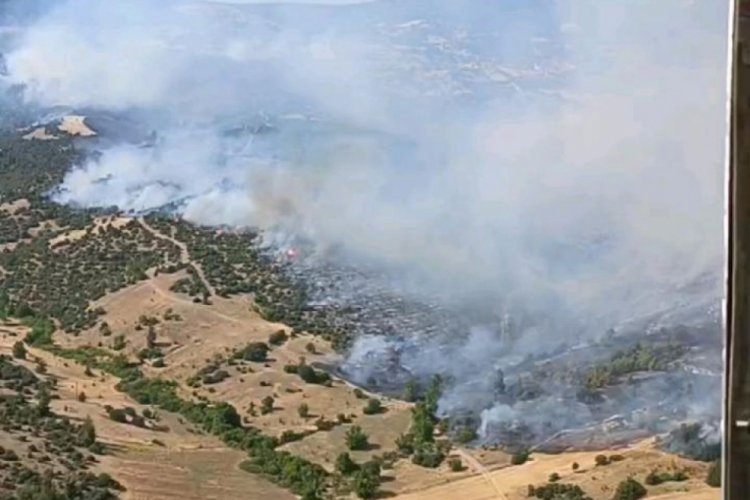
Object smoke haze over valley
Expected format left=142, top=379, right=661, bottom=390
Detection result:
left=0, top=0, right=729, bottom=449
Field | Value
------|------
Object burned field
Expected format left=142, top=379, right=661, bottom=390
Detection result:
left=278, top=249, right=723, bottom=456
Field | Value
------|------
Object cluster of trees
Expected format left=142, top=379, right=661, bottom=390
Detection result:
left=61, top=350, right=333, bottom=499
left=335, top=453, right=382, bottom=499
left=644, top=469, right=688, bottom=485
left=0, top=354, right=122, bottom=498
left=0, top=134, right=80, bottom=201
left=583, top=343, right=686, bottom=391
left=395, top=375, right=449, bottom=468
left=0, top=208, right=42, bottom=245
left=0, top=215, right=180, bottom=333
left=188, top=357, right=229, bottom=387
left=168, top=265, right=210, bottom=300
left=3, top=468, right=122, bottom=499
left=527, top=482, right=591, bottom=500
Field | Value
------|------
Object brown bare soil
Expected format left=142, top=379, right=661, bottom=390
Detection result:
left=58, top=115, right=97, bottom=137
left=0, top=199, right=30, bottom=214
left=22, top=127, right=58, bottom=141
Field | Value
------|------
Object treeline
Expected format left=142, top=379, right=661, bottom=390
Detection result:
left=48, top=345, right=330, bottom=499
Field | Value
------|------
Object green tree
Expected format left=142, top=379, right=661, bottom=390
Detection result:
left=268, top=330, right=288, bottom=346
left=346, top=426, right=369, bottom=451
left=411, top=403, right=434, bottom=444
left=411, top=442, right=445, bottom=468
left=353, top=468, right=380, bottom=499
left=363, top=398, right=383, bottom=415
left=510, top=449, right=530, bottom=465
left=402, top=380, right=418, bottom=402
left=613, top=478, right=647, bottom=500
left=448, top=457, right=464, bottom=472
left=424, top=374, right=443, bottom=415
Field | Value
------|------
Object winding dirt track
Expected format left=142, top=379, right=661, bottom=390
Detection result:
left=137, top=217, right=216, bottom=296
left=454, top=449, right=506, bottom=499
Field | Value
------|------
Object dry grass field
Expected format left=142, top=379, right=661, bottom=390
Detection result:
left=0, top=216, right=721, bottom=500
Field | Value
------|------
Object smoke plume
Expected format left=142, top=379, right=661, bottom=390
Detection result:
left=0, top=0, right=729, bottom=444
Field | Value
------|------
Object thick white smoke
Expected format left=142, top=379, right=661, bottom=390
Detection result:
left=1, top=0, right=728, bottom=339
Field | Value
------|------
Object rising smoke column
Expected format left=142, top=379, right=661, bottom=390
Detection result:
left=0, top=0, right=730, bottom=440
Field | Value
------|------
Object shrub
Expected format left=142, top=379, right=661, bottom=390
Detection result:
left=396, top=433, right=414, bottom=455
left=353, top=468, right=380, bottom=499
left=645, top=469, right=688, bottom=486
left=305, top=342, right=317, bottom=354
left=315, top=417, right=335, bottom=431
left=77, top=416, right=97, bottom=447
left=411, top=442, right=445, bottom=468
left=202, top=370, right=229, bottom=385
left=112, top=335, right=126, bottom=351
left=260, top=396, right=274, bottom=415
left=279, top=430, right=306, bottom=444
left=402, top=380, right=418, bottom=402
left=612, top=478, right=647, bottom=500
left=108, top=408, right=128, bottom=423
left=12, top=341, right=26, bottom=360
left=24, top=318, right=54, bottom=347
left=297, top=364, right=331, bottom=385
left=234, top=342, right=269, bottom=362
left=528, top=482, right=589, bottom=500
left=336, top=452, right=359, bottom=476
left=363, top=398, right=383, bottom=415
left=548, top=472, right=560, bottom=482
left=346, top=426, right=369, bottom=451
left=455, top=427, right=477, bottom=444
left=448, top=457, right=464, bottom=472
left=77, top=391, right=86, bottom=402
left=298, top=403, right=310, bottom=418
left=610, top=454, right=625, bottom=462
left=268, top=330, right=288, bottom=346
left=572, top=462, right=579, bottom=471
left=594, top=454, right=610, bottom=466
left=353, top=388, right=366, bottom=399
left=511, top=449, right=530, bottom=465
